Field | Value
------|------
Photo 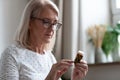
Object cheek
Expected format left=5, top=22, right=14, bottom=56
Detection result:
left=36, top=27, right=46, bottom=36
left=31, top=24, right=45, bottom=37
left=51, top=31, right=56, bottom=38
left=53, top=31, right=56, bottom=36
left=35, top=23, right=45, bottom=32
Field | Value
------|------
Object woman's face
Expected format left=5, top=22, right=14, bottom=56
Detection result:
left=29, top=7, right=58, bottom=44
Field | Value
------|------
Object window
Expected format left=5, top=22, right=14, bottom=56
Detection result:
left=111, top=0, right=120, bottom=25
left=111, top=0, right=120, bottom=61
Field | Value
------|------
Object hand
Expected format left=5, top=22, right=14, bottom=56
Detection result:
left=46, top=59, right=74, bottom=80
left=72, top=60, right=88, bottom=80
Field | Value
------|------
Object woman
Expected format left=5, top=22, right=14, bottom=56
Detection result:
left=0, top=0, right=88, bottom=80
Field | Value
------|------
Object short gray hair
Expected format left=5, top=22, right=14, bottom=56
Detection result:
left=15, top=0, right=59, bottom=49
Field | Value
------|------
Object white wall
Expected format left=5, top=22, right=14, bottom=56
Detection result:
left=79, top=0, right=112, bottom=63
left=0, top=0, right=28, bottom=55
left=0, top=0, right=3, bottom=54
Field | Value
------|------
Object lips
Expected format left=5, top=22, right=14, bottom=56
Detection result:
left=45, top=33, right=52, bottom=38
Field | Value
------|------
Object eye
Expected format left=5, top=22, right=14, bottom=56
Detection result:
left=42, top=19, right=51, bottom=26
left=51, top=20, right=58, bottom=26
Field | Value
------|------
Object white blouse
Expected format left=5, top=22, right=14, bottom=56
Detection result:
left=0, top=44, right=59, bottom=80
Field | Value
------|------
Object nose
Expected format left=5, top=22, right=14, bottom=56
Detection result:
left=48, top=24, right=56, bottom=31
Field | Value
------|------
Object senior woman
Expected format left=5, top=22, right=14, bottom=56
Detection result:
left=0, top=0, right=88, bottom=80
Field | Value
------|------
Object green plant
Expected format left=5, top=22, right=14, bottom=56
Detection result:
left=102, top=24, right=120, bottom=57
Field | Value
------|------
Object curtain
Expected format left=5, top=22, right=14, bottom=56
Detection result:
left=53, top=0, right=113, bottom=79
left=53, top=0, right=63, bottom=61
left=53, top=0, right=80, bottom=79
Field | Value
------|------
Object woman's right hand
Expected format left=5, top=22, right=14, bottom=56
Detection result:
left=46, top=59, right=74, bottom=80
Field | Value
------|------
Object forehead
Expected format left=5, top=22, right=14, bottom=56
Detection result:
left=38, top=7, right=58, bottom=20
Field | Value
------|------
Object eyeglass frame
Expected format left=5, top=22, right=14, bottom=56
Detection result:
left=31, top=17, right=62, bottom=30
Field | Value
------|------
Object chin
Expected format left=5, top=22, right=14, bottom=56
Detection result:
left=44, top=39, right=51, bottom=43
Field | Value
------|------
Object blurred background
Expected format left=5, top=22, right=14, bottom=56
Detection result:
left=0, top=0, right=120, bottom=80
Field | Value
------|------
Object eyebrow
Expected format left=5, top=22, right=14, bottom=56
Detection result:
left=42, top=18, right=59, bottom=23
left=42, top=17, right=58, bottom=21
left=31, top=16, right=59, bottom=23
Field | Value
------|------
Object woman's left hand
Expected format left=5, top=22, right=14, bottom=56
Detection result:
left=72, top=60, right=88, bottom=80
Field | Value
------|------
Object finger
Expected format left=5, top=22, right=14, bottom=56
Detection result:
left=61, top=59, right=74, bottom=63
left=54, top=61, right=73, bottom=72
left=57, top=59, right=74, bottom=67
left=75, top=65, right=88, bottom=76
left=57, top=68, right=67, bottom=76
left=74, top=62, right=88, bottom=75
left=57, top=66, right=70, bottom=77
left=80, top=60, right=87, bottom=64
left=74, top=68, right=84, bottom=77
left=74, top=60, right=87, bottom=64
left=75, top=67, right=88, bottom=77
left=75, top=62, right=88, bottom=70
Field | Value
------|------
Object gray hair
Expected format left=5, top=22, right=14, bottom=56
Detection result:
left=15, top=0, right=59, bottom=49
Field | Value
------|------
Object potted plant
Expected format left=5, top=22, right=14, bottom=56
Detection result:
left=102, top=24, right=120, bottom=59
left=87, top=25, right=107, bottom=63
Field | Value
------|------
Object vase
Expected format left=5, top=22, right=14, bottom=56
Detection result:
left=106, top=52, right=113, bottom=62
left=112, top=47, right=120, bottom=62
left=95, top=47, right=107, bottom=63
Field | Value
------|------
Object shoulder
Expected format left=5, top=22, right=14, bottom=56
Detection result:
left=46, top=50, right=54, bottom=58
left=1, top=44, right=17, bottom=57
left=46, top=50, right=57, bottom=63
left=0, top=44, right=22, bottom=69
left=1, top=44, right=26, bottom=60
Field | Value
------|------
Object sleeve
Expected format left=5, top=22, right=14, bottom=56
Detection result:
left=49, top=51, right=57, bottom=64
left=48, top=52, right=62, bottom=80
left=0, top=48, right=19, bottom=80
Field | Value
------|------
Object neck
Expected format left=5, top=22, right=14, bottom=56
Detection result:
left=29, top=39, right=47, bottom=54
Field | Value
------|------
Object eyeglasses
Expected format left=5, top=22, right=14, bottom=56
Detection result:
left=31, top=17, right=62, bottom=30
